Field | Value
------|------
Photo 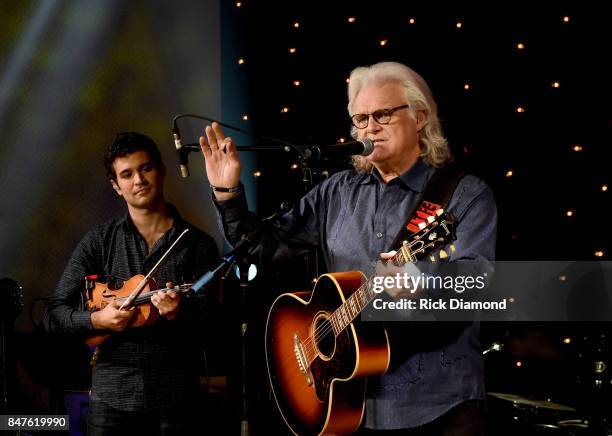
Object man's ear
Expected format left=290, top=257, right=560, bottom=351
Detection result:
left=110, top=179, right=122, bottom=197
left=416, top=111, right=426, bottom=131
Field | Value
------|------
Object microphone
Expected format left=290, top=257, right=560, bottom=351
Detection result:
left=172, top=122, right=190, bottom=178
left=301, top=138, right=374, bottom=160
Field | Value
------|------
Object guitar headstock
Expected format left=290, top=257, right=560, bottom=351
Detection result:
left=398, top=209, right=456, bottom=262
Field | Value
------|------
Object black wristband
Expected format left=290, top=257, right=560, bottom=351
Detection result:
left=210, top=184, right=241, bottom=193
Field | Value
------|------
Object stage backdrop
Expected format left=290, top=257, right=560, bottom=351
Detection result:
left=0, top=0, right=261, bottom=331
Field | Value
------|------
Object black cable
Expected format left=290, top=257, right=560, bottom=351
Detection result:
left=172, top=113, right=307, bottom=159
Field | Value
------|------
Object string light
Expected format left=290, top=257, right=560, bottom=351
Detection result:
left=566, top=209, right=574, bottom=217
left=289, top=47, right=297, bottom=54
left=559, top=275, right=567, bottom=282
left=379, top=39, right=388, bottom=46
left=572, top=144, right=583, bottom=152
left=293, top=80, right=301, bottom=86
left=281, top=106, right=289, bottom=113
left=516, top=42, right=526, bottom=50
left=595, top=250, right=604, bottom=258
left=290, top=163, right=299, bottom=170
left=516, top=106, right=525, bottom=113
left=347, top=17, right=356, bottom=23
left=346, top=78, right=350, bottom=83
left=552, top=81, right=560, bottom=88
left=242, top=114, right=249, bottom=121
left=293, top=21, right=300, bottom=28
left=505, top=170, right=513, bottom=178
left=508, top=297, right=515, bottom=303
left=456, top=22, right=463, bottom=29
left=563, top=337, right=572, bottom=344
left=562, top=16, right=570, bottom=23
left=602, top=185, right=608, bottom=192
left=338, top=138, right=345, bottom=143
left=235, top=1, right=242, bottom=7
left=253, top=170, right=262, bottom=178
left=464, top=83, right=470, bottom=90
left=463, top=145, right=469, bottom=154
left=237, top=58, right=245, bottom=65
left=515, top=360, right=523, bottom=368
left=408, top=17, right=416, bottom=24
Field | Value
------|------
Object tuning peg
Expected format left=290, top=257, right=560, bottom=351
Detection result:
left=418, top=222, right=426, bottom=230
left=439, top=249, right=448, bottom=259
left=427, top=215, right=435, bottom=223
left=402, top=240, right=409, bottom=246
left=436, top=209, right=444, bottom=216
left=450, top=244, right=456, bottom=253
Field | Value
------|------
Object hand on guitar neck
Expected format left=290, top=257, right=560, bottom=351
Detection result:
left=377, top=250, right=420, bottom=299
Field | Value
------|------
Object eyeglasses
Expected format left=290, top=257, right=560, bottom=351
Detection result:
left=350, top=104, right=410, bottom=129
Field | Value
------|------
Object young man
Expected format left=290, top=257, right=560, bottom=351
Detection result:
left=201, top=62, right=496, bottom=435
left=44, top=132, right=218, bottom=435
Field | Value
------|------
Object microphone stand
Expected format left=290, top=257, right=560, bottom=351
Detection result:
left=190, top=203, right=291, bottom=436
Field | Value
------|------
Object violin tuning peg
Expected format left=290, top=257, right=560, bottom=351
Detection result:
left=402, top=240, right=409, bottom=246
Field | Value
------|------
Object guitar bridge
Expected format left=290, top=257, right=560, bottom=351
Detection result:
left=294, top=333, right=313, bottom=386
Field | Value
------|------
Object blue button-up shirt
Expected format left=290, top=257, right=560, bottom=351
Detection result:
left=214, top=158, right=497, bottom=429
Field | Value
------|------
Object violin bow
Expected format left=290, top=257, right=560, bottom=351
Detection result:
left=118, top=228, right=190, bottom=310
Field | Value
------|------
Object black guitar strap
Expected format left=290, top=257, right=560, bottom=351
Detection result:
left=388, top=164, right=465, bottom=252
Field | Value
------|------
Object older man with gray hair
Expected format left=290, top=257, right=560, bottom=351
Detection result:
left=203, top=61, right=497, bottom=435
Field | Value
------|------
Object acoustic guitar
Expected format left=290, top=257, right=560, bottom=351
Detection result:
left=265, top=209, right=456, bottom=435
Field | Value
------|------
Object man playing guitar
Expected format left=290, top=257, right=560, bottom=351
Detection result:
left=201, top=62, right=497, bottom=435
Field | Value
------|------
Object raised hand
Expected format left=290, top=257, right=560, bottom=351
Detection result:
left=199, top=122, right=241, bottom=200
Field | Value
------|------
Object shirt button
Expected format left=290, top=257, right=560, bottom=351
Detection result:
left=376, top=232, right=383, bottom=238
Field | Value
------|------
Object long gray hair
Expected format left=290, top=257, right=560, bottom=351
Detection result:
left=347, top=62, right=452, bottom=171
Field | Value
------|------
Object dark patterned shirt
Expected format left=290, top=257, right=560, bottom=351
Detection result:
left=214, top=159, right=497, bottom=429
left=44, top=205, right=218, bottom=412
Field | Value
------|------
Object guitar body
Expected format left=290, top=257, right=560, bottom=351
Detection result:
left=266, top=271, right=390, bottom=435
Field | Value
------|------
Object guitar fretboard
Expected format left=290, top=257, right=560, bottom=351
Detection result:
left=329, top=250, right=410, bottom=336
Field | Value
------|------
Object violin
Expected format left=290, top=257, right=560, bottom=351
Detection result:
left=83, top=274, right=193, bottom=346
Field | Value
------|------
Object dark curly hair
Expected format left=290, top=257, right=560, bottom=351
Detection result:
left=104, top=132, right=164, bottom=180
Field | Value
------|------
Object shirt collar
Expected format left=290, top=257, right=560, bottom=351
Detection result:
left=358, top=158, right=432, bottom=193
left=120, top=203, right=183, bottom=235
left=398, top=158, right=432, bottom=193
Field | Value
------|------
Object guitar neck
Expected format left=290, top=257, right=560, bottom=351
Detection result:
left=328, top=253, right=409, bottom=336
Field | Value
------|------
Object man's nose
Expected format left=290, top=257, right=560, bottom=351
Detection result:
left=134, top=171, right=147, bottom=184
left=365, top=115, right=382, bottom=134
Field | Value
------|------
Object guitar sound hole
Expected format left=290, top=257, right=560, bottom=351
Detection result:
left=314, top=316, right=335, bottom=359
